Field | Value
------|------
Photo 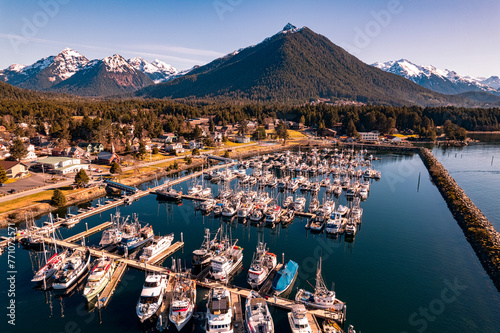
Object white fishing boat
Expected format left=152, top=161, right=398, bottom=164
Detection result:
left=210, top=243, right=244, bottom=281
left=249, top=207, right=264, bottom=223
left=187, top=183, right=203, bottom=196
left=292, top=196, right=306, bottom=212
left=53, top=249, right=91, bottom=290
left=333, top=186, right=342, bottom=196
left=169, top=270, right=196, bottom=331
left=192, top=228, right=228, bottom=267
left=295, top=258, right=343, bottom=310
left=99, top=213, right=126, bottom=247
left=139, top=234, right=174, bottom=263
left=325, top=212, right=345, bottom=235
left=136, top=273, right=168, bottom=322
left=280, top=209, right=295, bottom=225
left=344, top=221, right=357, bottom=237
left=247, top=242, right=277, bottom=288
left=206, top=287, right=234, bottom=333
left=222, top=201, right=240, bottom=217
left=237, top=202, right=254, bottom=218
left=200, top=198, right=217, bottom=213
left=245, top=291, right=274, bottom=333
left=308, top=197, right=319, bottom=213
left=83, top=256, right=116, bottom=301
left=288, top=304, right=311, bottom=333
left=336, top=205, right=350, bottom=217
left=309, top=215, right=325, bottom=232
left=265, top=206, right=281, bottom=225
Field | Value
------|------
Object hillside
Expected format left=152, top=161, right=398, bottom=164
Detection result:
left=137, top=25, right=476, bottom=106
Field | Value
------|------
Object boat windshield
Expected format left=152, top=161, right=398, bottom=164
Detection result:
left=140, top=295, right=159, bottom=304
left=144, top=281, right=159, bottom=288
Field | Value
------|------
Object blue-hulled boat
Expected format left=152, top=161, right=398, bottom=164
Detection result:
left=272, top=260, right=298, bottom=296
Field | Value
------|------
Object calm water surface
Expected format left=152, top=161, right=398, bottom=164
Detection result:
left=1, top=149, right=499, bottom=333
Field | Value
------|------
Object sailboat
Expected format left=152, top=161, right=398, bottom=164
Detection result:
left=295, top=258, right=344, bottom=310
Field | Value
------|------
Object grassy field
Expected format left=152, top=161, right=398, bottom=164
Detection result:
left=0, top=186, right=82, bottom=215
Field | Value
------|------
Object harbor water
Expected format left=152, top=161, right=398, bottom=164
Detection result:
left=1, top=148, right=499, bottom=333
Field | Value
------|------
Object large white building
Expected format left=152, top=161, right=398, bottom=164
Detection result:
left=359, top=131, right=380, bottom=142
left=36, top=157, right=89, bottom=175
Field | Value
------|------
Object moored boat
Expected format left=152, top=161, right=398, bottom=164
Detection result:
left=83, top=256, right=116, bottom=301
left=136, top=273, right=168, bottom=322
left=169, top=270, right=196, bottom=331
left=245, top=290, right=274, bottom=333
left=271, top=260, right=298, bottom=296
left=53, top=249, right=91, bottom=290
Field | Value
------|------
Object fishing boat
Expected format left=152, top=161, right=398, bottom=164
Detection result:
left=245, top=291, right=274, bottom=333
left=288, top=304, right=311, bottom=333
left=309, top=215, right=326, bottom=232
left=136, top=273, right=168, bottom=322
left=192, top=228, right=227, bottom=267
left=156, top=187, right=182, bottom=201
left=139, top=234, right=174, bottom=263
left=83, top=256, right=116, bottom=301
left=336, top=205, right=350, bottom=217
left=283, top=195, right=294, bottom=209
left=308, top=197, right=319, bottom=213
left=200, top=198, right=217, bottom=213
left=53, top=249, right=91, bottom=290
left=118, top=218, right=154, bottom=253
left=206, top=287, right=234, bottom=333
left=247, top=242, right=277, bottom=288
left=295, top=258, right=344, bottom=310
left=271, top=260, right=298, bottom=296
left=169, top=270, right=196, bottom=331
left=292, top=196, right=306, bottom=212
left=265, top=206, right=281, bottom=226
left=187, top=183, right=203, bottom=196
left=237, top=202, right=254, bottom=219
left=325, top=212, right=345, bottom=235
left=280, top=209, right=295, bottom=225
left=210, top=242, right=244, bottom=281
left=249, top=207, right=264, bottom=223
left=62, top=216, right=80, bottom=228
left=344, top=220, right=357, bottom=237
left=323, top=319, right=344, bottom=333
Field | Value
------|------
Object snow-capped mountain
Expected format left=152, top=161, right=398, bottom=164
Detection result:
left=52, top=53, right=154, bottom=96
left=372, top=59, right=500, bottom=95
left=127, top=57, right=177, bottom=83
left=0, top=49, right=195, bottom=96
left=0, top=48, right=89, bottom=90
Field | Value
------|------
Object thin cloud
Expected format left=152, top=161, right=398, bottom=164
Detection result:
left=127, top=43, right=225, bottom=58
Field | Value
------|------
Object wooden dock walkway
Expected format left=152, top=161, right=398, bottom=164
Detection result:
left=64, top=221, right=113, bottom=243
left=306, top=312, right=322, bottom=333
left=97, top=261, right=128, bottom=308
left=231, top=292, right=246, bottom=333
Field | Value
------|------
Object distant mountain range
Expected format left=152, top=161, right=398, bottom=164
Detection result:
left=372, top=59, right=500, bottom=96
left=0, top=48, right=183, bottom=96
left=1, top=25, right=499, bottom=106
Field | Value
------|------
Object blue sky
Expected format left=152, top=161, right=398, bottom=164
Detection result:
left=0, top=0, right=499, bottom=77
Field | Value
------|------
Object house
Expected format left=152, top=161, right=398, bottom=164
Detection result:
left=165, top=143, right=183, bottom=152
left=322, top=128, right=337, bottom=137
left=30, top=135, right=48, bottom=146
left=359, top=131, right=380, bottom=142
left=22, top=144, right=38, bottom=162
left=65, top=146, right=89, bottom=159
left=159, top=133, right=177, bottom=143
left=386, top=135, right=402, bottom=143
left=97, top=151, right=121, bottom=165
left=234, top=135, right=250, bottom=143
left=189, top=140, right=202, bottom=149
left=0, top=160, right=29, bottom=179
left=78, top=142, right=104, bottom=154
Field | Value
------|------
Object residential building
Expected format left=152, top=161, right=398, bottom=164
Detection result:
left=78, top=142, right=104, bottom=154
left=165, top=143, right=183, bottom=152
left=189, top=140, right=202, bottom=149
left=0, top=160, right=29, bottom=179
left=234, top=135, right=250, bottom=143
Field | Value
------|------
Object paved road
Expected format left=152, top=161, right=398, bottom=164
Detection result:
left=0, top=142, right=260, bottom=204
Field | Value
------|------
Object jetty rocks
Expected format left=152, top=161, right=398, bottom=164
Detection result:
left=419, top=148, right=500, bottom=291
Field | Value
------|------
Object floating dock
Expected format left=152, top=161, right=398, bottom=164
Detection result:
left=258, top=263, right=283, bottom=296
left=306, top=311, right=322, bottom=333
left=231, top=292, right=246, bottom=333
left=64, top=221, right=113, bottom=243
left=97, top=261, right=128, bottom=308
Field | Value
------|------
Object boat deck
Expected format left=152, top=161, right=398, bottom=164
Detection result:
left=258, top=263, right=283, bottom=296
